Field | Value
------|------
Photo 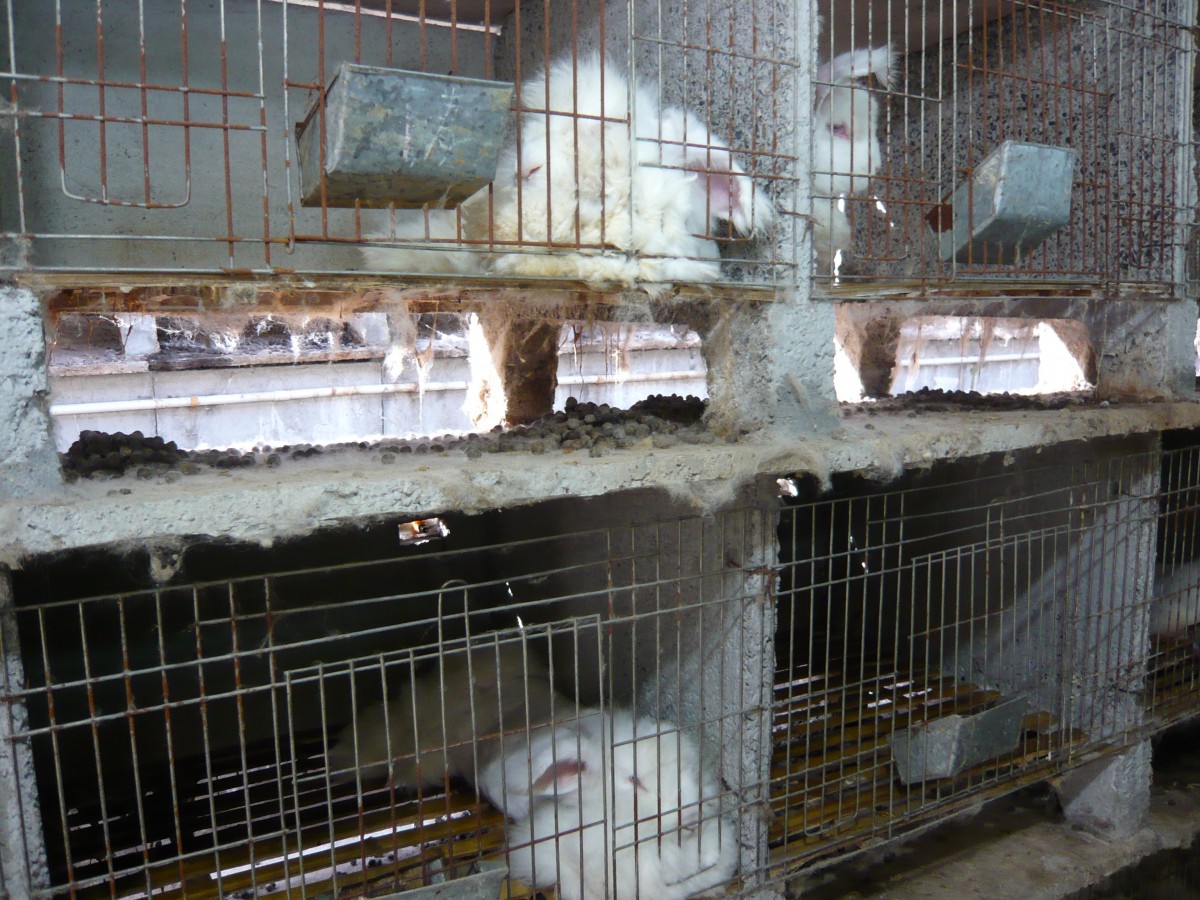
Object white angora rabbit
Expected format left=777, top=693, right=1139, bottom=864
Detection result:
left=478, top=706, right=738, bottom=900
left=362, top=54, right=774, bottom=289
left=811, top=44, right=893, bottom=271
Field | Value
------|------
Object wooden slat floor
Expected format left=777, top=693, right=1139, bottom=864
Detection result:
left=68, top=659, right=1121, bottom=899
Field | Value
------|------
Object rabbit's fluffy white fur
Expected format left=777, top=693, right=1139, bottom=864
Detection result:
left=362, top=55, right=773, bottom=289
left=479, top=706, right=738, bottom=900
left=811, top=44, right=893, bottom=271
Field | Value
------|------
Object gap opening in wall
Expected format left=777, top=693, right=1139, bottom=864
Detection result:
left=46, top=308, right=707, bottom=454
left=834, top=313, right=1096, bottom=403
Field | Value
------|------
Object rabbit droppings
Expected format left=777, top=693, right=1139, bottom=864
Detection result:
left=479, top=707, right=739, bottom=900
left=362, top=55, right=774, bottom=291
left=811, top=45, right=894, bottom=273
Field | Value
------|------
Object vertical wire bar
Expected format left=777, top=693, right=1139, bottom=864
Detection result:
left=137, top=1, right=151, bottom=206
left=218, top=0, right=237, bottom=263
left=37, top=607, right=75, bottom=892
left=77, top=602, right=119, bottom=896
left=0, top=573, right=49, bottom=897
left=283, top=670, right=308, bottom=896
left=227, top=582, right=261, bottom=895
left=4, top=0, right=28, bottom=233
left=255, top=0, right=271, bottom=267
left=316, top=0, right=329, bottom=238
left=314, top=661, right=335, bottom=894
left=95, top=0, right=110, bottom=203
left=1171, top=0, right=1196, bottom=288
left=282, top=0, right=297, bottom=252
left=117, top=595, right=154, bottom=897
left=154, top=591, right=188, bottom=898
left=193, top=587, right=224, bottom=897
left=261, top=577, right=295, bottom=893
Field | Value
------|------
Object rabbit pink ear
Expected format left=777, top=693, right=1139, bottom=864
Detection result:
left=531, top=757, right=587, bottom=797
left=696, top=166, right=747, bottom=232
left=681, top=138, right=762, bottom=234
left=690, top=161, right=774, bottom=236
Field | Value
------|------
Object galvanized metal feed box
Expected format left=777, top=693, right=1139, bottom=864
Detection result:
left=295, top=64, right=514, bottom=209
left=936, top=141, right=1078, bottom=265
left=888, top=696, right=1026, bottom=785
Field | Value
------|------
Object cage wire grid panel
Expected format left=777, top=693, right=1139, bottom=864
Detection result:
left=769, top=445, right=1170, bottom=871
left=1149, top=436, right=1200, bottom=731
left=0, top=1, right=1193, bottom=291
left=0, top=504, right=777, bottom=899
left=818, top=0, right=1195, bottom=289
left=0, top=0, right=797, bottom=288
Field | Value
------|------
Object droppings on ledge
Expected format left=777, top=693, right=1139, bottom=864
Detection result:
left=57, top=394, right=722, bottom=482
left=841, top=387, right=1115, bottom=416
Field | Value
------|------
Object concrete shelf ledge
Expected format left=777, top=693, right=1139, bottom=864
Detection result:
left=5, top=400, right=1200, bottom=564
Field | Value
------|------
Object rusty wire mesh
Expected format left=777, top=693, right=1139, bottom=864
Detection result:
left=0, top=2, right=1191, bottom=291
left=771, top=445, right=1166, bottom=870
left=0, top=502, right=774, bottom=898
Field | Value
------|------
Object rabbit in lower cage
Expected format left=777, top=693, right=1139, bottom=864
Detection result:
left=477, top=706, right=739, bottom=900
left=329, top=638, right=738, bottom=898
left=361, top=54, right=774, bottom=290
left=811, top=44, right=894, bottom=274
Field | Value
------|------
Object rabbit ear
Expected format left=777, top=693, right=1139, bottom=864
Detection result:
left=673, top=113, right=770, bottom=235
left=814, top=60, right=834, bottom=109
left=824, top=45, right=894, bottom=88
left=530, top=756, right=587, bottom=797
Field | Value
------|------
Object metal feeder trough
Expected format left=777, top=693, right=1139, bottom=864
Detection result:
left=295, top=63, right=514, bottom=209
left=375, top=859, right=508, bottom=900
left=934, top=141, right=1077, bottom=265
left=888, top=696, right=1026, bottom=785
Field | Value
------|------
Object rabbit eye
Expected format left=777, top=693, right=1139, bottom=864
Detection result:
left=629, top=775, right=649, bottom=792
left=831, top=122, right=850, bottom=139
left=523, top=164, right=543, bottom=181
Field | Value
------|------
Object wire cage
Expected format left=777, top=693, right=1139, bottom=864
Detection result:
left=0, top=0, right=795, bottom=290
left=0, top=496, right=776, bottom=899
left=771, top=442, right=1161, bottom=869
left=4, top=1, right=1190, bottom=293
left=1149, top=430, right=1200, bottom=731
left=817, top=0, right=1195, bottom=290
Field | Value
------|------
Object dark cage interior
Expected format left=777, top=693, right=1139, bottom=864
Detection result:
left=771, top=438, right=1171, bottom=867
left=1150, top=429, right=1200, bottom=731
left=6, top=493, right=774, bottom=898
